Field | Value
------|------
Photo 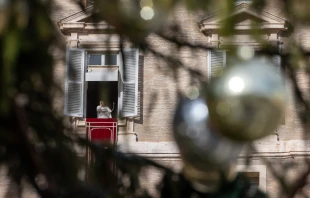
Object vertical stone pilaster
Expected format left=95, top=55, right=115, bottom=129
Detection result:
left=269, top=32, right=280, bottom=50
left=209, top=34, right=220, bottom=48
left=69, top=32, right=79, bottom=48
left=118, top=118, right=138, bottom=144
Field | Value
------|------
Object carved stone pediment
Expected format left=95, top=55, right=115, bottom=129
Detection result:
left=58, top=6, right=114, bottom=36
left=58, top=6, right=120, bottom=48
left=200, top=3, right=287, bottom=33
left=199, top=3, right=289, bottom=49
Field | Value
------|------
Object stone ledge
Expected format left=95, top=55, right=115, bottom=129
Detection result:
left=117, top=140, right=310, bottom=159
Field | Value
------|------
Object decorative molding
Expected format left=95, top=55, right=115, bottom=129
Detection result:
left=78, top=41, right=120, bottom=50
left=58, top=6, right=114, bottom=35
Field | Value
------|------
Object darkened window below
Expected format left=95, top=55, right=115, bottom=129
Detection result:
left=243, top=172, right=259, bottom=193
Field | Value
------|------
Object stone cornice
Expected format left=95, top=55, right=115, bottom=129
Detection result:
left=59, top=6, right=93, bottom=23
left=201, top=23, right=287, bottom=32
left=58, top=22, right=115, bottom=35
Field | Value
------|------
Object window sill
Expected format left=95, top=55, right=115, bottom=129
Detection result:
left=88, top=65, right=119, bottom=68
left=75, top=118, right=126, bottom=127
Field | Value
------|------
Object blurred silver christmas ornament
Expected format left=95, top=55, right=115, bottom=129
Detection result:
left=206, top=57, right=287, bottom=142
left=173, top=95, right=244, bottom=192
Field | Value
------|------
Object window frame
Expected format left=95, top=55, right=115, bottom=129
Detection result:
left=236, top=165, right=267, bottom=192
left=87, top=51, right=120, bottom=66
left=64, top=48, right=140, bottom=119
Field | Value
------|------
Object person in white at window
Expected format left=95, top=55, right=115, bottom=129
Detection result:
left=96, top=101, right=112, bottom=118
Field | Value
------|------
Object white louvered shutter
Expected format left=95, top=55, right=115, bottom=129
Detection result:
left=122, top=49, right=139, bottom=117
left=208, top=50, right=226, bottom=79
left=64, top=48, right=86, bottom=117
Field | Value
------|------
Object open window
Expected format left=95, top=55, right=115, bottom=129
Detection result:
left=88, top=52, right=119, bottom=66
left=64, top=48, right=140, bottom=118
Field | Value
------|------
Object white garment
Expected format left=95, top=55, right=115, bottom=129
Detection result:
left=96, top=106, right=112, bottom=118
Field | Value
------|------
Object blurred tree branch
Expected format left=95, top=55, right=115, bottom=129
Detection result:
left=1, top=0, right=310, bottom=197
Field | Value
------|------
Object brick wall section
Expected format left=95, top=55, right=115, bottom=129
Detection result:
left=134, top=6, right=208, bottom=141
left=265, top=1, right=310, bottom=141
left=243, top=157, right=310, bottom=198
left=140, top=159, right=183, bottom=197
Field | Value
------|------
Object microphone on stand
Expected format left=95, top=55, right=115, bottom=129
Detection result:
left=111, top=102, right=115, bottom=112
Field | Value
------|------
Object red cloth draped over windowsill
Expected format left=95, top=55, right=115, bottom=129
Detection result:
left=86, top=118, right=117, bottom=143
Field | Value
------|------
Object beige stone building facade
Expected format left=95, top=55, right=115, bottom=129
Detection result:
left=49, top=0, right=310, bottom=197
